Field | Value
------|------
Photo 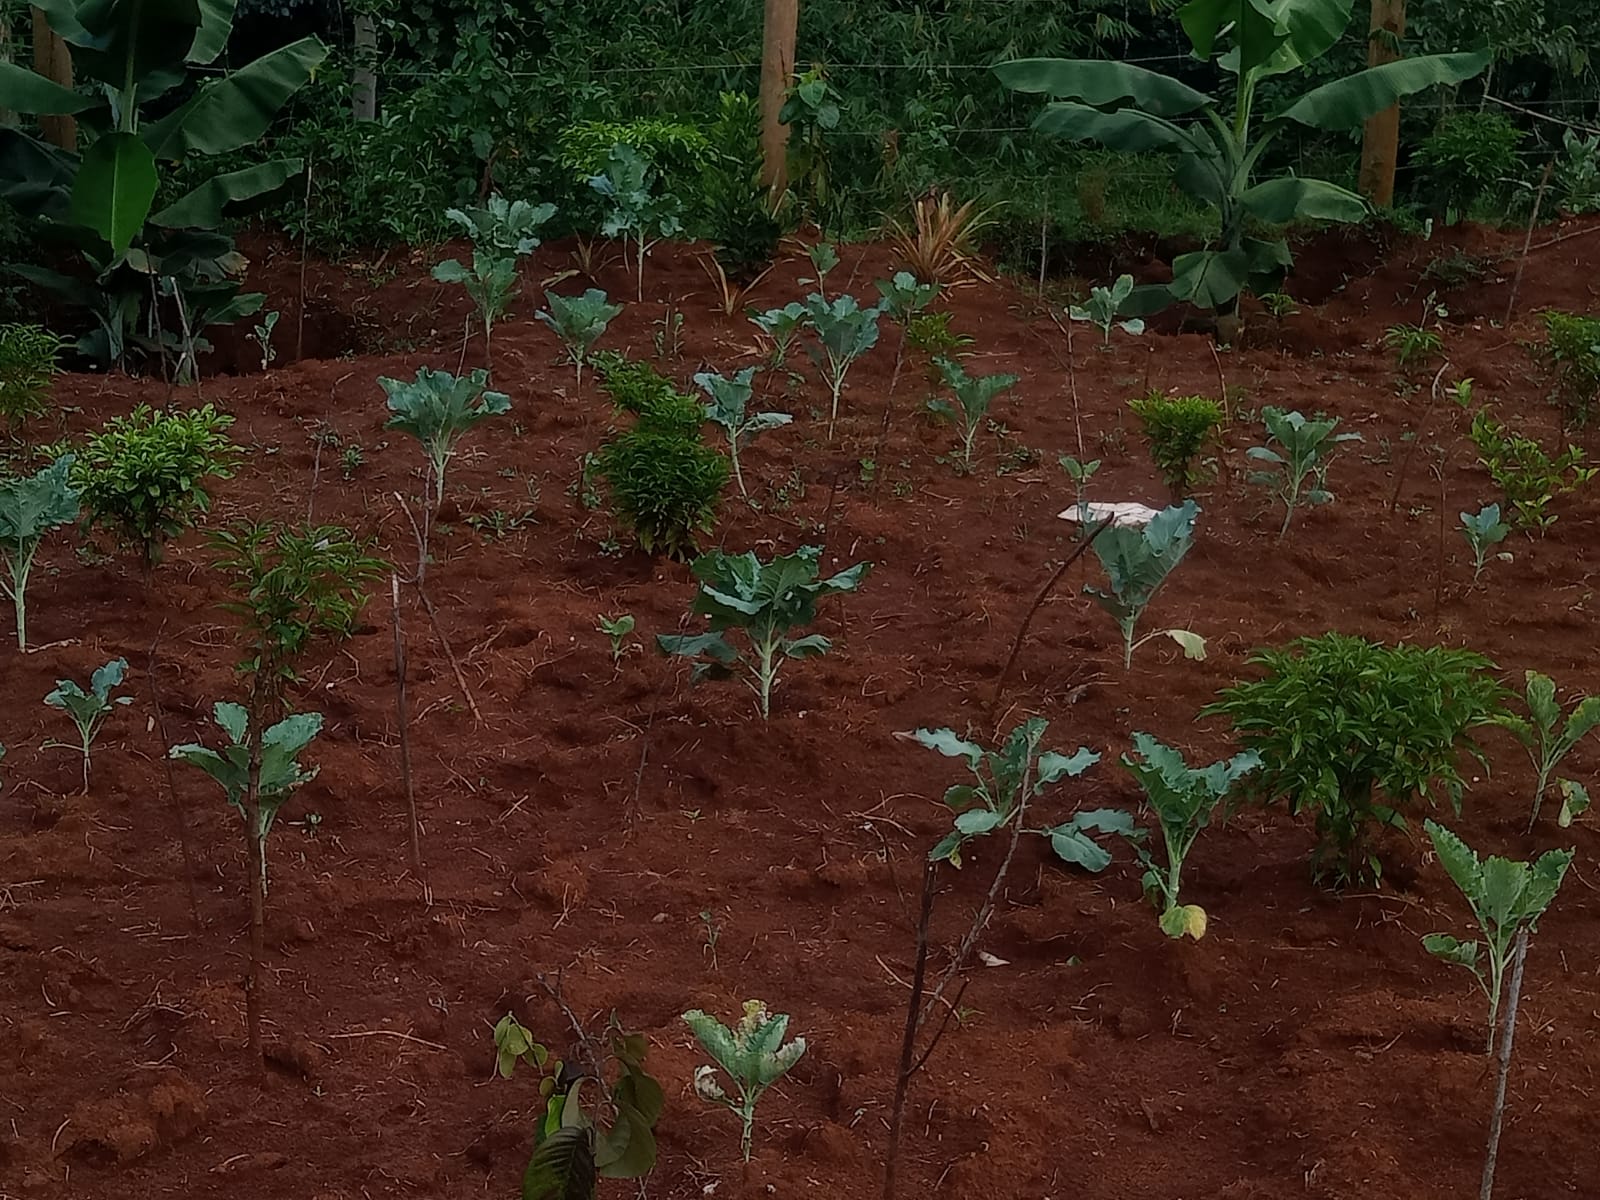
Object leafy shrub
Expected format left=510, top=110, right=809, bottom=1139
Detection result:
left=1415, top=111, right=1523, bottom=216
left=595, top=355, right=682, bottom=417
left=1552, top=131, right=1600, bottom=216
left=557, top=118, right=714, bottom=181
left=598, top=429, right=727, bottom=560
left=1468, top=409, right=1595, bottom=532
left=1540, top=310, right=1600, bottom=425
left=60, top=405, right=238, bottom=566
left=0, top=324, right=63, bottom=430
left=1203, top=634, right=1505, bottom=887
left=1126, top=393, right=1223, bottom=498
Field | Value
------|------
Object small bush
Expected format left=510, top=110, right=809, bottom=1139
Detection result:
left=0, top=324, right=63, bottom=430
left=1126, top=392, right=1223, bottom=497
left=595, top=354, right=682, bottom=417
left=598, top=429, right=727, bottom=560
left=1203, top=633, right=1505, bottom=887
left=1415, top=111, right=1522, bottom=216
left=1540, top=310, right=1600, bottom=425
left=1468, top=408, right=1595, bottom=532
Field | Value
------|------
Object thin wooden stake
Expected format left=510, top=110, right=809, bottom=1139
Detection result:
left=296, top=157, right=313, bottom=363
left=883, top=860, right=937, bottom=1200
left=1480, top=927, right=1529, bottom=1200
left=146, top=627, right=202, bottom=929
left=391, top=573, right=422, bottom=879
left=1503, top=162, right=1553, bottom=329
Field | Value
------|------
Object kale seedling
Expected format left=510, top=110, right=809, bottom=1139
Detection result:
left=750, top=302, right=808, bottom=367
left=801, top=242, right=839, bottom=299
left=1121, top=733, right=1261, bottom=939
left=695, top=367, right=793, bottom=498
left=657, top=545, right=869, bottom=719
left=875, top=272, right=939, bottom=324
left=1068, top=274, right=1145, bottom=346
left=1459, top=503, right=1509, bottom=583
left=801, top=294, right=882, bottom=440
left=538, top=289, right=623, bottom=388
left=682, top=1000, right=807, bottom=1161
left=1058, top=455, right=1101, bottom=524
left=433, top=195, right=556, bottom=368
left=598, top=613, right=636, bottom=665
left=0, top=455, right=80, bottom=649
left=927, top=357, right=1020, bottom=473
left=1422, top=819, right=1571, bottom=1054
left=44, top=657, right=132, bottom=794
left=589, top=144, right=683, bottom=300
left=1085, top=501, right=1206, bottom=668
left=169, top=702, right=322, bottom=897
left=248, top=310, right=279, bottom=371
left=1247, top=407, right=1361, bottom=536
left=1494, top=670, right=1600, bottom=831
left=380, top=367, right=511, bottom=509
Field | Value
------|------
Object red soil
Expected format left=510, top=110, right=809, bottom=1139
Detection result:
left=2, top=218, right=1599, bottom=1200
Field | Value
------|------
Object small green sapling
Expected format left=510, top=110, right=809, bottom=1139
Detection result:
left=1247, top=408, right=1361, bottom=536
left=801, top=242, right=839, bottom=299
left=589, top=144, right=683, bottom=300
left=249, top=310, right=279, bottom=371
left=682, top=1000, right=807, bottom=1161
left=1494, top=670, right=1600, bottom=831
left=537, top=289, right=623, bottom=388
left=750, top=303, right=808, bottom=366
left=1059, top=455, right=1101, bottom=524
left=656, top=546, right=869, bottom=719
left=433, top=195, right=556, bottom=367
left=1459, top=503, right=1509, bottom=583
left=1121, top=733, right=1261, bottom=940
left=44, top=657, right=132, bottom=793
left=380, top=367, right=511, bottom=509
left=1068, top=274, right=1144, bottom=346
left=598, top=613, right=636, bottom=664
left=0, top=455, right=80, bottom=649
left=1085, top=502, right=1206, bottom=668
left=927, top=357, right=1020, bottom=473
left=801, top=294, right=882, bottom=439
left=694, top=367, right=793, bottom=498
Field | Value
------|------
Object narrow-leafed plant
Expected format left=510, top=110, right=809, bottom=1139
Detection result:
left=1459, top=503, right=1509, bottom=583
left=886, top=192, right=994, bottom=287
left=598, top=408, right=727, bottom=560
left=381, top=367, right=511, bottom=509
left=1121, top=733, right=1261, bottom=940
left=44, top=658, right=132, bottom=794
left=1540, top=309, right=1600, bottom=426
left=1085, top=502, right=1206, bottom=668
left=0, top=456, right=80, bottom=649
left=750, top=303, right=808, bottom=367
left=598, top=613, right=635, bottom=665
left=1127, top=393, right=1223, bottom=498
left=537, top=289, right=623, bottom=388
left=1494, top=671, right=1600, bottom=831
left=695, top=367, right=792, bottom=499
left=802, top=294, right=882, bottom=439
left=169, top=703, right=322, bottom=897
left=1247, top=407, right=1361, bottom=536
left=434, top=195, right=556, bottom=368
left=1422, top=820, right=1571, bottom=1054
left=682, top=1001, right=806, bottom=1161
left=0, top=323, right=63, bottom=430
left=589, top=145, right=683, bottom=300
left=1469, top=409, right=1595, bottom=533
left=1069, top=274, right=1145, bottom=346
left=801, top=242, right=839, bottom=299
left=1204, top=634, right=1505, bottom=887
left=927, top=357, right=1020, bottom=473
left=657, top=546, right=868, bottom=719
left=906, top=720, right=1113, bottom=870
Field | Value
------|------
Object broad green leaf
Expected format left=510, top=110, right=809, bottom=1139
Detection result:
left=142, top=38, right=330, bottom=160
left=1520, top=848, right=1573, bottom=922
left=1425, top=819, right=1483, bottom=904
left=954, top=809, right=1005, bottom=837
left=1558, top=780, right=1590, bottom=827
left=1036, top=746, right=1101, bottom=787
left=1048, top=824, right=1113, bottom=872
left=1169, top=248, right=1250, bottom=308
left=1478, top=856, right=1529, bottom=931
left=1524, top=671, right=1560, bottom=733
left=520, top=1124, right=597, bottom=1200
left=65, top=0, right=203, bottom=89
left=1240, top=177, right=1366, bottom=225
left=71, top=133, right=158, bottom=256
left=0, top=62, right=97, bottom=115
left=782, top=633, right=830, bottom=659
left=1032, top=103, right=1203, bottom=155
left=188, top=0, right=238, bottom=65
left=1160, top=903, right=1208, bottom=940
left=995, top=59, right=1212, bottom=117
left=906, top=727, right=985, bottom=768
left=150, top=158, right=303, bottom=229
left=1422, top=932, right=1480, bottom=970
left=1277, top=51, right=1493, bottom=131
left=1556, top=697, right=1600, bottom=756
left=213, top=701, right=249, bottom=745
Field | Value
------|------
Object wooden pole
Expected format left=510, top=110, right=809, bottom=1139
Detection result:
left=30, top=7, right=76, bottom=149
left=1358, top=0, right=1406, bottom=207
left=351, top=13, right=377, bottom=122
left=758, top=0, right=799, bottom=194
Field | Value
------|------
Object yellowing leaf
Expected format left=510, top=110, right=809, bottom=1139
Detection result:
left=1163, top=629, right=1207, bottom=660
left=1160, top=903, right=1208, bottom=939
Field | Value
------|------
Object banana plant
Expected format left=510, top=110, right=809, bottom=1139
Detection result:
left=1494, top=671, right=1600, bottom=831
left=682, top=1001, right=807, bottom=1161
left=694, top=367, right=792, bottom=499
left=997, top=1, right=1490, bottom=316
left=0, top=455, right=80, bottom=650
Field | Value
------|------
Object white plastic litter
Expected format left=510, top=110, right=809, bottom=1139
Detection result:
left=1057, top=500, right=1162, bottom=527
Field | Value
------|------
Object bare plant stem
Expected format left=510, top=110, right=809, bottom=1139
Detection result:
left=1480, top=927, right=1529, bottom=1200
left=391, top=573, right=422, bottom=879
left=1503, top=163, right=1553, bottom=329
left=242, top=701, right=267, bottom=1074
left=869, top=326, right=909, bottom=498
left=296, top=158, right=312, bottom=362
left=146, top=626, right=201, bottom=928
left=534, top=971, right=614, bottom=1110
left=394, top=492, right=482, bottom=723
left=1387, top=361, right=1450, bottom=514
left=883, top=860, right=937, bottom=1200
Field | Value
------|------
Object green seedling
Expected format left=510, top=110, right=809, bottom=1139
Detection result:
left=801, top=242, right=839, bottom=299
left=1059, top=455, right=1101, bottom=524
left=380, top=367, right=511, bottom=509
left=1121, top=733, right=1261, bottom=940
left=1085, top=502, right=1206, bottom=668
left=1127, top=392, right=1223, bottom=499
left=682, top=1000, right=807, bottom=1161
left=1422, top=820, right=1571, bottom=1054
left=694, top=367, right=793, bottom=498
left=906, top=719, right=1111, bottom=870
left=1494, top=670, right=1600, bottom=831
left=340, top=443, right=365, bottom=480
left=248, top=310, right=279, bottom=371
left=537, top=289, right=623, bottom=388
left=1468, top=409, right=1595, bottom=533
left=598, top=613, right=636, bottom=665
left=44, top=657, right=132, bottom=794
left=801, top=294, right=882, bottom=439
left=1247, top=407, right=1361, bottom=536
left=875, top=272, right=939, bottom=323
left=0, top=322, right=63, bottom=430
left=1258, top=292, right=1298, bottom=319
left=1068, top=274, right=1144, bottom=346
left=657, top=545, right=869, bottom=719
left=1459, top=503, right=1509, bottom=583
left=700, top=909, right=721, bottom=969
left=434, top=195, right=556, bottom=367
left=0, top=455, right=80, bottom=649
left=589, top=144, right=683, bottom=300
left=927, top=357, right=1020, bottom=473
left=750, top=303, right=808, bottom=367
left=169, top=702, right=321, bottom=897
left=1384, top=322, right=1443, bottom=368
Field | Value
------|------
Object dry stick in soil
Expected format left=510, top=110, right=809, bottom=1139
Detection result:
left=534, top=971, right=614, bottom=1109
left=1432, top=459, right=1447, bottom=627
left=1503, top=162, right=1553, bottom=329
left=1387, top=361, right=1451, bottom=513
left=391, top=573, right=423, bottom=880
left=868, top=319, right=910, bottom=499
left=1480, top=927, right=1529, bottom=1200
left=394, top=492, right=482, bottom=724
left=1043, top=310, right=1086, bottom=459
left=241, top=697, right=268, bottom=1074
left=146, top=626, right=202, bottom=928
left=296, top=158, right=312, bottom=362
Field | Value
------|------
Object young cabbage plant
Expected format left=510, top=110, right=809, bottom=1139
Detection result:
left=0, top=455, right=80, bottom=650
left=433, top=196, right=557, bottom=369
left=875, top=272, right=940, bottom=324
left=801, top=242, right=840, bottom=298
left=169, top=703, right=322, bottom=897
left=802, top=294, right=883, bottom=439
left=380, top=367, right=511, bottom=509
left=1422, top=819, right=1571, bottom=1054
left=537, top=289, right=623, bottom=388
left=1247, top=407, right=1361, bottom=536
left=1494, top=671, right=1600, bottom=831
left=750, top=302, right=808, bottom=367
left=927, top=357, right=1020, bottom=472
left=1085, top=501, right=1205, bottom=668
left=656, top=546, right=869, bottom=719
left=589, top=144, right=683, bottom=300
left=694, top=367, right=793, bottom=499
left=1059, top=455, right=1102, bottom=525
left=1068, top=274, right=1145, bottom=345
left=1121, top=733, right=1261, bottom=940
left=44, top=657, right=132, bottom=794
left=597, top=613, right=636, bottom=665
left=249, top=311, right=279, bottom=371
left=906, top=720, right=1109, bottom=869
left=682, top=1001, right=807, bottom=1162
left=1459, top=503, right=1509, bottom=583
